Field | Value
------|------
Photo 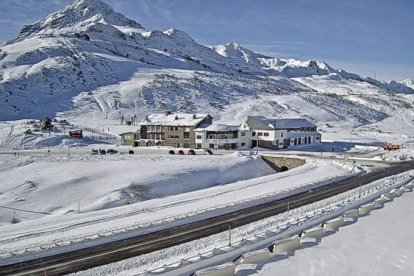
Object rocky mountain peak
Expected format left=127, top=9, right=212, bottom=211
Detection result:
left=16, top=0, right=142, bottom=40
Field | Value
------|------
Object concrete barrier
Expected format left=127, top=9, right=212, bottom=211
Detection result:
left=395, top=188, right=405, bottom=196
left=299, top=226, right=325, bottom=238
left=380, top=195, right=392, bottom=202
left=382, top=191, right=397, bottom=200
left=390, top=189, right=402, bottom=197
left=403, top=185, right=413, bottom=192
left=194, top=262, right=235, bottom=276
left=235, top=264, right=258, bottom=276
left=236, top=248, right=272, bottom=264
left=405, top=183, right=414, bottom=189
left=322, top=218, right=345, bottom=230
left=342, top=209, right=359, bottom=218
left=269, top=237, right=301, bottom=253
left=374, top=197, right=389, bottom=206
left=359, top=203, right=377, bottom=215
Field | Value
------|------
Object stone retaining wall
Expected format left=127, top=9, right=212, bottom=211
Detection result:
left=261, top=156, right=306, bottom=172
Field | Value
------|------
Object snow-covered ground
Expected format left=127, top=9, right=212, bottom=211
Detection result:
left=0, top=152, right=353, bottom=265
left=1, top=1, right=414, bottom=274
left=0, top=153, right=276, bottom=223
left=260, top=182, right=414, bottom=276
left=69, top=168, right=413, bottom=275
left=1, top=113, right=414, bottom=275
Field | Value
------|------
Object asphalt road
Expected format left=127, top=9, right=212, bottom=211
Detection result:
left=1, top=160, right=413, bottom=276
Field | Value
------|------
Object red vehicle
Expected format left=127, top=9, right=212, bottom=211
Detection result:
left=69, top=130, right=83, bottom=138
left=384, top=142, right=400, bottom=151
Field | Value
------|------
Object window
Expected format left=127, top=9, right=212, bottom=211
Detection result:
left=264, top=132, right=269, bottom=137
left=175, top=126, right=178, bottom=131
left=196, top=135, right=202, bottom=139
left=209, top=143, right=214, bottom=148
left=184, top=132, right=190, bottom=139
left=196, top=143, right=202, bottom=149
left=183, top=143, right=190, bottom=148
left=258, top=132, right=263, bottom=136
left=241, top=142, right=246, bottom=146
left=241, top=132, right=246, bottom=137
left=252, top=132, right=256, bottom=136
left=281, top=132, right=283, bottom=137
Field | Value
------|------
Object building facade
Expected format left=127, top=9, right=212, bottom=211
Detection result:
left=131, top=113, right=320, bottom=150
left=139, top=113, right=212, bottom=148
left=195, top=123, right=251, bottom=149
left=246, top=116, right=321, bottom=150
left=119, top=131, right=140, bottom=146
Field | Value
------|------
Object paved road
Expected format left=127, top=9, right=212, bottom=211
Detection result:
left=1, top=161, right=413, bottom=276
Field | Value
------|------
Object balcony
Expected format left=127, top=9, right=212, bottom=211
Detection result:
left=205, top=138, right=240, bottom=144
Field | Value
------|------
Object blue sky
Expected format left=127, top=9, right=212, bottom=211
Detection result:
left=0, top=0, right=412, bottom=81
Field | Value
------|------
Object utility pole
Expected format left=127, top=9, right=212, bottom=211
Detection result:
left=228, top=224, right=232, bottom=247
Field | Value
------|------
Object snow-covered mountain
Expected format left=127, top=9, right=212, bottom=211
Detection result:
left=402, top=79, right=414, bottom=90
left=0, top=0, right=413, bottom=136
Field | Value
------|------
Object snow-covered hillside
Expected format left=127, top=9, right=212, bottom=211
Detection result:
left=0, top=0, right=413, bottom=146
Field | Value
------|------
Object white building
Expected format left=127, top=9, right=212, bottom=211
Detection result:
left=195, top=123, right=250, bottom=149
left=246, top=116, right=321, bottom=150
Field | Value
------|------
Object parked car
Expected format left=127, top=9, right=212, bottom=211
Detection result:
left=188, top=149, right=196, bottom=155
left=91, top=149, right=99, bottom=155
left=169, top=150, right=175, bottom=155
left=99, top=149, right=106, bottom=155
left=128, top=150, right=134, bottom=154
left=178, top=150, right=185, bottom=155
left=206, top=149, right=213, bottom=155
left=107, top=149, right=118, bottom=154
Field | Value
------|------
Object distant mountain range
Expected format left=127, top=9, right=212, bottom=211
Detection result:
left=0, top=0, right=413, bottom=135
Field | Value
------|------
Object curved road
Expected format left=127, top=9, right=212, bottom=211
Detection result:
left=1, top=161, right=413, bottom=275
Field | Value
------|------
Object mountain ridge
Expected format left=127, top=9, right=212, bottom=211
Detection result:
left=0, top=0, right=413, bottom=128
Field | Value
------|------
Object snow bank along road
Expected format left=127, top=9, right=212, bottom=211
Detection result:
left=1, top=161, right=413, bottom=275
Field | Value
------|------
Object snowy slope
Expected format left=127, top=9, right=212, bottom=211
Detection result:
left=260, top=185, right=414, bottom=276
left=0, top=0, right=413, bottom=129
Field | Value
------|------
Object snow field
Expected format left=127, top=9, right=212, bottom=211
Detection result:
left=162, top=173, right=414, bottom=275
left=71, top=170, right=414, bottom=275
left=0, top=156, right=351, bottom=266
left=259, top=177, right=414, bottom=276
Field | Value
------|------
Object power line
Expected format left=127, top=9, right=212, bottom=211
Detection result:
left=0, top=205, right=51, bottom=215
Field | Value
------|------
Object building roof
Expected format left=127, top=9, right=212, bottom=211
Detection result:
left=246, top=116, right=316, bottom=130
left=275, top=119, right=316, bottom=129
left=140, top=113, right=210, bottom=127
left=195, top=124, right=240, bottom=132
